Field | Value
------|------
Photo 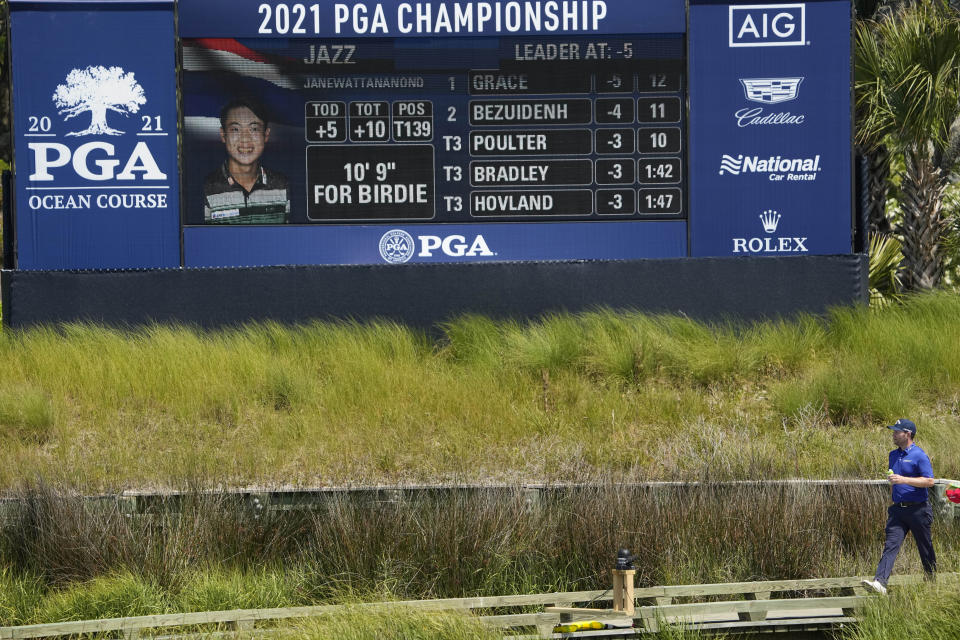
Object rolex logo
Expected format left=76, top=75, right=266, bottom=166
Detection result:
left=734, top=209, right=806, bottom=254
left=759, top=209, right=781, bottom=233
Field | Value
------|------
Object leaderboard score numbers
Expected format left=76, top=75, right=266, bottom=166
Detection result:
left=305, top=56, right=686, bottom=222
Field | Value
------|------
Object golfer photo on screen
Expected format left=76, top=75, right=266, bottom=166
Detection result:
left=203, top=97, right=290, bottom=224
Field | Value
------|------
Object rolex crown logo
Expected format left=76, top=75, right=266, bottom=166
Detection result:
left=759, top=209, right=781, bottom=233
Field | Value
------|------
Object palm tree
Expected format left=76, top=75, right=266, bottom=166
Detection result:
left=854, top=0, right=905, bottom=238
left=855, top=0, right=960, bottom=290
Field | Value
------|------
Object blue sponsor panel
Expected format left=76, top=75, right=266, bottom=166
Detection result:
left=9, top=1, right=180, bottom=270
left=688, top=0, right=852, bottom=258
left=183, top=221, right=686, bottom=266
left=179, top=0, right=686, bottom=39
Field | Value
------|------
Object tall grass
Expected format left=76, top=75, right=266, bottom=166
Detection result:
left=3, top=482, right=960, bottom=624
left=3, top=296, right=960, bottom=632
left=0, top=385, right=55, bottom=444
left=34, top=573, right=167, bottom=622
left=841, top=580, right=960, bottom=640
left=282, top=608, right=724, bottom=640
left=280, top=608, right=505, bottom=640
left=0, top=568, right=44, bottom=626
left=1, top=292, right=960, bottom=488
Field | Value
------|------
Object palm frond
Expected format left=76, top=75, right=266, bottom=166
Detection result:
left=868, top=233, right=904, bottom=307
left=855, top=0, right=960, bottom=153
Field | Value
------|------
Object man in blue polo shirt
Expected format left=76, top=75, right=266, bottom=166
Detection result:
left=863, top=418, right=936, bottom=594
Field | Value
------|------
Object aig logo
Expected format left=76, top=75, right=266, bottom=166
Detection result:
left=729, top=4, right=806, bottom=48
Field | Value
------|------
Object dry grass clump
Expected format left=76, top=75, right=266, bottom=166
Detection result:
left=2, top=481, right=959, bottom=624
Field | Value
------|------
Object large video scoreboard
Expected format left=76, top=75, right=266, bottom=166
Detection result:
left=7, top=0, right=853, bottom=270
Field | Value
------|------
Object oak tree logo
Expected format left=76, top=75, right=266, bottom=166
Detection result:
left=53, top=66, right=146, bottom=137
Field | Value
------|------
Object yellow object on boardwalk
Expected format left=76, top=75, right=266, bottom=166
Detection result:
left=553, top=620, right=606, bottom=633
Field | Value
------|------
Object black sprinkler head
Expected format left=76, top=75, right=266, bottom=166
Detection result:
left=615, top=548, right=635, bottom=571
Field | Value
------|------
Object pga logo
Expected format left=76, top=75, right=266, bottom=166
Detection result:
left=29, top=142, right=166, bottom=182
left=420, top=234, right=494, bottom=258
left=379, top=230, right=495, bottom=264
left=27, top=65, right=167, bottom=182
left=729, top=4, right=806, bottom=48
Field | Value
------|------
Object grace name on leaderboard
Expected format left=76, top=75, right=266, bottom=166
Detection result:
left=305, top=43, right=684, bottom=221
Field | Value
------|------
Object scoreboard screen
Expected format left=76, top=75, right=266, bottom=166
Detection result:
left=178, top=1, right=698, bottom=266
left=8, top=0, right=853, bottom=271
left=181, top=35, right=686, bottom=225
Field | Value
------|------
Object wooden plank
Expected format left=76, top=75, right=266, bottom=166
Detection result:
left=549, top=629, right=637, bottom=639
left=543, top=608, right=630, bottom=617
left=477, top=613, right=558, bottom=627
left=480, top=612, right=632, bottom=631
left=1, top=593, right=605, bottom=639
left=766, top=608, right=850, bottom=620
left=638, top=595, right=865, bottom=620
left=511, top=630, right=639, bottom=640
left=656, top=577, right=864, bottom=598
left=632, top=572, right=958, bottom=600
left=619, top=571, right=635, bottom=616
left=668, top=606, right=848, bottom=625
left=368, top=590, right=609, bottom=611
left=841, top=586, right=865, bottom=616
left=639, top=615, right=659, bottom=633
left=534, top=605, right=561, bottom=638
left=151, top=631, right=279, bottom=640
left=738, top=591, right=770, bottom=622
left=687, top=615, right=855, bottom=631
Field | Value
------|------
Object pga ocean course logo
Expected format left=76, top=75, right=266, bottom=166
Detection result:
left=729, top=4, right=806, bottom=48
left=733, top=209, right=808, bottom=254
left=735, top=77, right=806, bottom=128
left=378, top=230, right=495, bottom=263
left=26, top=65, right=169, bottom=212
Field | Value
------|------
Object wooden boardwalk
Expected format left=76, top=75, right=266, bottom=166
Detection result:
left=0, top=573, right=946, bottom=639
